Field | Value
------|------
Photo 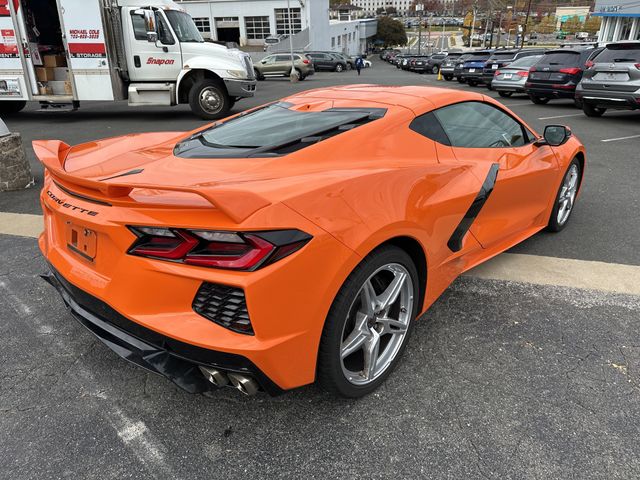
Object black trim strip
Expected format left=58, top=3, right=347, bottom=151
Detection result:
left=53, top=181, right=112, bottom=207
left=100, top=168, right=144, bottom=182
left=447, top=163, right=499, bottom=252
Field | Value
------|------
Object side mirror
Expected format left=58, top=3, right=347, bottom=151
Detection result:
left=146, top=31, right=158, bottom=43
left=536, top=125, right=572, bottom=147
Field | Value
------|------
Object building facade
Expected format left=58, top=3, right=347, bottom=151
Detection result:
left=176, top=0, right=375, bottom=54
left=593, top=0, right=640, bottom=42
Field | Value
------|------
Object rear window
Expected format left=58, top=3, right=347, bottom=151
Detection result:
left=468, top=53, right=491, bottom=60
left=490, top=52, right=516, bottom=60
left=509, top=55, right=542, bottom=68
left=594, top=44, right=640, bottom=63
left=174, top=103, right=386, bottom=158
left=539, top=51, right=581, bottom=66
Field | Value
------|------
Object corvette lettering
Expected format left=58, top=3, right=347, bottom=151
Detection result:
left=47, top=190, right=98, bottom=216
left=147, top=57, right=175, bottom=66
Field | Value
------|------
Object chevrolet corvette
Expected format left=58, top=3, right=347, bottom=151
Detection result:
left=35, top=85, right=585, bottom=398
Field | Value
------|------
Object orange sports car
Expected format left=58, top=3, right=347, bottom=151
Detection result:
left=35, top=85, right=585, bottom=398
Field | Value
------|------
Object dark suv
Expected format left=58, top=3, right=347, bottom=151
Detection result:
left=576, top=41, right=640, bottom=117
left=482, top=49, right=545, bottom=87
left=305, top=52, right=348, bottom=72
left=525, top=47, right=602, bottom=105
left=460, top=50, right=494, bottom=86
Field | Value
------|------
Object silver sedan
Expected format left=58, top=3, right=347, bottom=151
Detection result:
left=491, top=55, right=543, bottom=98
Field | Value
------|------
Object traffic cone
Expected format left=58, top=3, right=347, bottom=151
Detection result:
left=437, top=69, right=443, bottom=81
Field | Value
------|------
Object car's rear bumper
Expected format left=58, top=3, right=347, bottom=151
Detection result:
left=460, top=72, right=484, bottom=81
left=42, top=265, right=284, bottom=395
left=525, top=84, right=576, bottom=99
left=575, top=88, right=640, bottom=110
left=492, top=78, right=527, bottom=92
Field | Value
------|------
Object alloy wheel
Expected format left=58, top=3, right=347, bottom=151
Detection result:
left=339, top=263, right=414, bottom=385
left=557, top=163, right=579, bottom=226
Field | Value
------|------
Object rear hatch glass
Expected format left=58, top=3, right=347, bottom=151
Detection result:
left=538, top=51, right=581, bottom=67
left=530, top=51, right=582, bottom=82
left=594, top=44, right=640, bottom=63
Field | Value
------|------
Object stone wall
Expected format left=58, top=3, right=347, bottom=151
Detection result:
left=0, top=133, right=33, bottom=191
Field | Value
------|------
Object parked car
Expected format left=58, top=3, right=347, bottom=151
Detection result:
left=254, top=53, right=315, bottom=80
left=263, top=34, right=287, bottom=52
left=576, top=41, right=640, bottom=116
left=305, top=52, right=348, bottom=72
left=449, top=53, right=473, bottom=82
left=525, top=47, right=602, bottom=105
left=460, top=50, right=494, bottom=86
left=437, top=52, right=462, bottom=80
left=424, top=53, right=449, bottom=74
left=331, top=52, right=354, bottom=70
left=409, top=56, right=432, bottom=73
left=482, top=49, right=545, bottom=87
left=491, top=55, right=543, bottom=97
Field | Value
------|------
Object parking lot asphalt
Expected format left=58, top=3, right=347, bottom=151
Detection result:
left=1, top=58, right=640, bottom=479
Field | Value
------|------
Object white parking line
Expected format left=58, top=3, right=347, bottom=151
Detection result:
left=538, top=113, right=584, bottom=120
left=601, top=134, right=640, bottom=143
left=2, top=211, right=638, bottom=296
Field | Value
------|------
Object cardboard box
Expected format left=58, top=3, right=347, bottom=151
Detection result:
left=38, top=84, right=53, bottom=95
left=48, top=80, right=72, bottom=95
left=53, top=67, right=69, bottom=81
left=35, top=67, right=55, bottom=82
left=43, top=54, right=66, bottom=67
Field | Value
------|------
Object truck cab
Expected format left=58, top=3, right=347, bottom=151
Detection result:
left=0, top=0, right=256, bottom=119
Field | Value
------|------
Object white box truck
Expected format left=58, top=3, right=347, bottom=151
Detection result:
left=0, top=0, right=256, bottom=118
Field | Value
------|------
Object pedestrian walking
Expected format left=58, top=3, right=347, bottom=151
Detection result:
left=355, top=56, right=364, bottom=75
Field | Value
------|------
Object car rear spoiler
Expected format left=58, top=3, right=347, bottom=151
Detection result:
left=33, top=140, right=271, bottom=223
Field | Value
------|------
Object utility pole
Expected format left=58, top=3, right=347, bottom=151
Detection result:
left=287, top=0, right=297, bottom=82
left=427, top=16, right=432, bottom=54
left=521, top=0, right=533, bottom=49
left=495, top=11, right=504, bottom=48
left=417, top=3, right=424, bottom=54
left=470, top=1, right=477, bottom=48
left=483, top=5, right=492, bottom=48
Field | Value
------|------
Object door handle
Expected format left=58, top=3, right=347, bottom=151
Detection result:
left=134, top=55, right=141, bottom=68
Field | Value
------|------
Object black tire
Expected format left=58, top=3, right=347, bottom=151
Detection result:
left=573, top=98, right=583, bottom=109
left=317, top=245, right=420, bottom=398
left=486, top=83, right=493, bottom=91
left=457, top=76, right=465, bottom=83
left=0, top=100, right=26, bottom=115
left=547, top=158, right=582, bottom=232
left=498, top=91, right=513, bottom=98
left=583, top=103, right=606, bottom=117
left=188, top=78, right=232, bottom=120
left=253, top=69, right=264, bottom=81
left=335, top=63, right=344, bottom=72
left=431, top=65, right=439, bottom=74
left=529, top=94, right=550, bottom=105
left=346, top=63, right=352, bottom=70
left=444, top=75, right=453, bottom=81
left=467, top=79, right=478, bottom=87
left=296, top=69, right=306, bottom=81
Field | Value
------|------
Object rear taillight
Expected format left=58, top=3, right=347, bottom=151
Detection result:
left=529, top=66, right=537, bottom=72
left=303, top=59, right=310, bottom=64
left=635, top=63, right=640, bottom=70
left=585, top=60, right=594, bottom=69
left=128, top=227, right=311, bottom=271
left=560, top=67, right=582, bottom=75
left=494, top=70, right=501, bottom=76
left=517, top=71, right=528, bottom=77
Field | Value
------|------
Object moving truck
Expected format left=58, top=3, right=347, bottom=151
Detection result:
left=0, top=0, right=257, bottom=118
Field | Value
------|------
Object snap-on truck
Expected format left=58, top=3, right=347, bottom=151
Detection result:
left=0, top=0, right=256, bottom=118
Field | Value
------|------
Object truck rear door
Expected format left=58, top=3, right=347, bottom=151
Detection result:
left=0, top=0, right=31, bottom=100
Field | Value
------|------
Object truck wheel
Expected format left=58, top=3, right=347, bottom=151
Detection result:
left=0, top=101, right=26, bottom=115
left=189, top=79, right=231, bottom=120
left=254, top=69, right=264, bottom=81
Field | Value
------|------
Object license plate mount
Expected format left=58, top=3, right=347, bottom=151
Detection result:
left=66, top=222, right=97, bottom=262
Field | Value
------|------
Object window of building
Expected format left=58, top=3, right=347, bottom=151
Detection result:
left=192, top=17, right=210, bottom=34
left=245, top=16, right=270, bottom=39
left=275, top=8, right=302, bottom=35
left=331, top=37, right=335, bottom=47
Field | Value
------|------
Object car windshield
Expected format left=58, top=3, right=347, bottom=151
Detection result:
left=594, top=44, right=640, bottom=63
left=509, top=55, right=542, bottom=67
left=175, top=103, right=383, bottom=156
left=164, top=10, right=203, bottom=43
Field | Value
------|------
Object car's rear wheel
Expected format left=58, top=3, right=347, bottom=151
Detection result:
left=498, top=91, right=513, bottom=97
left=317, top=246, right=419, bottom=398
left=444, top=75, right=453, bottom=81
left=547, top=158, right=581, bottom=232
left=583, top=103, right=606, bottom=117
left=529, top=94, right=550, bottom=104
left=431, top=65, right=439, bottom=74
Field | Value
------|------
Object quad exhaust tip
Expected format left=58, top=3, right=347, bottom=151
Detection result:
left=198, top=366, right=259, bottom=396
left=227, top=372, right=259, bottom=396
